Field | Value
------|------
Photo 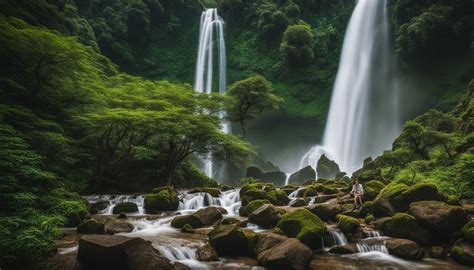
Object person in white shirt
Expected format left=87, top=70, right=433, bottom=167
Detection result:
left=351, top=178, right=364, bottom=210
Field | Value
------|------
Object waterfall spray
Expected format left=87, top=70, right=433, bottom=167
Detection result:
left=194, top=9, right=228, bottom=178
left=300, top=0, right=398, bottom=175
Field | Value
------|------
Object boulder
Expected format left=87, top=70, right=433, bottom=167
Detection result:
left=208, top=224, right=257, bottom=256
left=112, top=202, right=138, bottom=214
left=77, top=235, right=173, bottom=270
left=386, top=238, right=425, bottom=260
left=220, top=217, right=240, bottom=225
left=246, top=166, right=265, bottom=180
left=104, top=219, right=134, bottom=235
left=336, top=215, right=360, bottom=234
left=181, top=224, right=194, bottom=233
left=429, top=246, right=447, bottom=259
left=371, top=183, right=445, bottom=218
left=363, top=181, right=386, bottom=200
left=267, top=189, right=290, bottom=206
left=290, top=198, right=308, bottom=207
left=196, top=244, right=218, bottom=261
left=306, top=202, right=343, bottom=221
left=255, top=232, right=288, bottom=254
left=316, top=154, right=340, bottom=179
left=239, top=199, right=271, bottom=216
left=313, top=194, right=338, bottom=204
left=303, top=184, right=323, bottom=197
left=248, top=204, right=282, bottom=229
left=461, top=219, right=474, bottom=243
left=451, top=240, right=474, bottom=266
left=117, top=213, right=127, bottom=219
left=378, top=213, right=432, bottom=245
left=144, top=187, right=179, bottom=212
left=257, top=238, right=313, bottom=270
left=77, top=219, right=105, bottom=235
left=90, top=201, right=109, bottom=214
left=171, top=206, right=226, bottom=228
left=409, top=201, right=468, bottom=238
left=288, top=166, right=316, bottom=185
left=261, top=171, right=287, bottom=186
left=328, top=243, right=358, bottom=254
left=275, top=209, right=327, bottom=249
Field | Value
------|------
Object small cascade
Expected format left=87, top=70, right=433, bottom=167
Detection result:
left=84, top=194, right=144, bottom=215
left=155, top=244, right=209, bottom=269
left=366, top=230, right=383, bottom=238
left=329, top=229, right=348, bottom=246
left=357, top=242, right=389, bottom=254
left=178, top=189, right=241, bottom=215
left=288, top=187, right=304, bottom=204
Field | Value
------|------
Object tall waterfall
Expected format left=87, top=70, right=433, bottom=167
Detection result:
left=300, top=0, right=398, bottom=175
left=194, top=8, right=228, bottom=178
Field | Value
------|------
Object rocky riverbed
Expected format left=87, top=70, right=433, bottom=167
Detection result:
left=49, top=180, right=474, bottom=269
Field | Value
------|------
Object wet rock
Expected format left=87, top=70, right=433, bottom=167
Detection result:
left=386, top=238, right=425, bottom=260
left=409, top=201, right=468, bottom=238
left=275, top=209, right=327, bottom=249
left=359, top=201, right=372, bottom=217
left=181, top=224, right=194, bottom=234
left=316, top=154, right=340, bottom=179
left=245, top=166, right=286, bottom=186
left=117, top=213, right=127, bottom=219
left=336, top=215, right=360, bottom=234
left=144, top=187, right=179, bottom=212
left=174, top=262, right=191, bottom=270
left=313, top=194, right=338, bottom=204
left=363, top=181, right=385, bottom=200
left=451, top=240, right=474, bottom=266
left=77, top=219, right=105, bottom=235
left=104, top=219, right=134, bottom=235
left=220, top=217, right=240, bottom=225
left=288, top=166, right=316, bottom=185
left=255, top=232, right=288, bottom=254
left=257, top=238, right=312, bottom=270
left=281, top=187, right=297, bottom=195
left=171, top=206, right=227, bottom=229
left=303, top=184, right=323, bottom=197
left=290, top=198, right=308, bottom=207
left=112, top=202, right=138, bottom=214
left=90, top=201, right=109, bottom=214
left=196, top=243, right=218, bottom=261
left=77, top=235, right=173, bottom=269
left=188, top=187, right=221, bottom=197
left=208, top=224, right=257, bottom=256
left=377, top=213, right=432, bottom=245
left=328, top=243, right=358, bottom=254
left=248, top=204, right=282, bottom=229
left=461, top=219, right=474, bottom=243
left=429, top=246, right=447, bottom=259
left=239, top=199, right=271, bottom=216
left=246, top=166, right=265, bottom=180
left=306, top=201, right=343, bottom=221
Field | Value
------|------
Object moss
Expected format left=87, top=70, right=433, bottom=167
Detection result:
left=267, top=189, right=289, bottom=206
left=144, top=188, right=179, bottom=212
left=239, top=199, right=271, bottom=216
left=112, top=202, right=138, bottom=214
left=447, top=195, right=461, bottom=205
left=275, top=209, right=327, bottom=249
left=451, top=244, right=474, bottom=266
left=360, top=201, right=372, bottom=217
left=188, top=187, right=221, bottom=197
left=221, top=217, right=240, bottom=225
left=336, top=215, right=360, bottom=234
left=303, top=184, right=323, bottom=197
left=365, top=214, right=375, bottom=224
left=462, top=220, right=474, bottom=243
left=322, top=186, right=337, bottom=195
left=52, top=200, right=89, bottom=227
left=181, top=224, right=195, bottom=233
left=76, top=219, right=105, bottom=234
left=398, top=183, right=446, bottom=207
left=171, top=215, right=201, bottom=229
left=364, top=180, right=386, bottom=200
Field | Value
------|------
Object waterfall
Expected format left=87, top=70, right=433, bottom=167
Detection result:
left=284, top=173, right=291, bottom=186
left=178, top=189, right=241, bottom=215
left=329, top=229, right=348, bottom=246
left=357, top=242, right=388, bottom=254
left=300, top=0, right=398, bottom=175
left=194, top=8, right=228, bottom=179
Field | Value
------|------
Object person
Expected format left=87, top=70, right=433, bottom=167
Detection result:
left=351, top=178, right=364, bottom=210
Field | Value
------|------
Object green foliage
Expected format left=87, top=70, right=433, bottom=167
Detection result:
left=280, top=23, right=314, bottom=66
left=227, top=75, right=283, bottom=137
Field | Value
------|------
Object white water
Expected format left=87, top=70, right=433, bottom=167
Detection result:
left=178, top=189, right=241, bottom=216
left=284, top=173, right=291, bottom=186
left=357, top=242, right=388, bottom=253
left=194, top=8, right=228, bottom=179
left=300, top=0, right=399, bottom=175
left=84, top=194, right=144, bottom=215
left=329, top=229, right=348, bottom=246
left=365, top=230, right=383, bottom=238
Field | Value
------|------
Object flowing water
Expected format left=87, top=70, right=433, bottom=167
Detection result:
left=194, top=8, right=228, bottom=179
left=84, top=194, right=145, bottom=215
left=300, top=0, right=399, bottom=175
left=177, top=189, right=241, bottom=215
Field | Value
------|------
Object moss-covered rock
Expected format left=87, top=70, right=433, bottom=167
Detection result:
left=208, top=224, right=257, bottom=256
left=371, top=183, right=446, bottom=218
left=144, top=187, right=179, bottom=212
left=188, top=187, right=221, bottom=197
left=112, top=202, right=138, bottom=214
left=336, top=215, right=360, bottom=234
left=53, top=200, right=89, bottom=227
left=363, top=180, right=386, bottom=200
left=248, top=204, right=282, bottom=229
left=379, top=213, right=432, bottom=245
left=303, top=184, right=323, bottom=197
left=461, top=219, right=474, bottom=243
left=365, top=214, right=375, bottom=224
left=77, top=219, right=105, bottom=234
left=275, top=209, right=327, bottom=249
left=239, top=199, right=271, bottom=216
left=171, top=215, right=201, bottom=229
left=322, top=186, right=337, bottom=195
left=306, top=201, right=342, bottom=221
left=359, top=201, right=372, bottom=217
left=316, top=154, right=340, bottom=179
left=289, top=198, right=308, bottom=207
left=221, top=217, right=240, bottom=225
left=196, top=243, right=218, bottom=261
left=181, top=224, right=195, bottom=233
left=451, top=240, right=474, bottom=266
left=386, top=238, right=425, bottom=260
left=241, top=189, right=269, bottom=206
left=288, top=166, right=316, bottom=185
left=267, top=189, right=289, bottom=205
left=171, top=206, right=226, bottom=228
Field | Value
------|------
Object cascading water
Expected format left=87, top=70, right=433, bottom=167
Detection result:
left=178, top=189, right=241, bottom=215
left=194, top=8, right=228, bottom=179
left=300, top=0, right=399, bottom=175
left=84, top=194, right=145, bottom=215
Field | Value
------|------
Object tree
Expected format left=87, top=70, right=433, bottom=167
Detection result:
left=280, top=23, right=314, bottom=66
left=226, top=76, right=283, bottom=138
